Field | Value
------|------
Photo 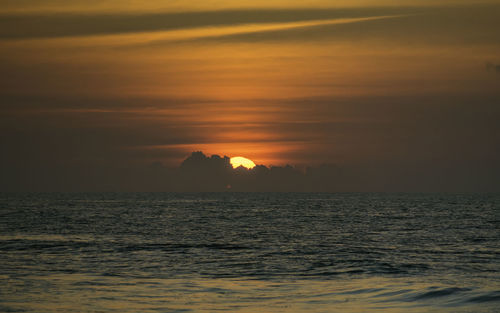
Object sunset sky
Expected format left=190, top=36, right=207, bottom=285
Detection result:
left=1, top=0, right=499, bottom=191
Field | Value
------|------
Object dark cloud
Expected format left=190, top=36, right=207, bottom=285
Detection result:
left=174, top=150, right=500, bottom=192
left=486, top=62, right=500, bottom=74
left=169, top=151, right=343, bottom=192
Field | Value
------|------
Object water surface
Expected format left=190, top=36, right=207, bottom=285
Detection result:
left=1, top=193, right=499, bottom=312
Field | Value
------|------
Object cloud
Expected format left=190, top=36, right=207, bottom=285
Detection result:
left=173, top=151, right=343, bottom=192
left=150, top=5, right=500, bottom=46
left=2, top=4, right=496, bottom=46
left=1, top=91, right=500, bottom=192
left=141, top=15, right=407, bottom=47
left=0, top=7, right=426, bottom=39
left=0, top=2, right=499, bottom=192
left=486, top=62, right=500, bottom=74
left=148, top=151, right=500, bottom=192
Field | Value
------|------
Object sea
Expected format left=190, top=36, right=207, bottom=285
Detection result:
left=0, top=192, right=499, bottom=312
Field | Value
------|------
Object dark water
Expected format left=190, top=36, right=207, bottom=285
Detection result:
left=1, top=193, right=499, bottom=312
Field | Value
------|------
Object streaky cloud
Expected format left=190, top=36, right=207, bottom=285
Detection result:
left=140, top=15, right=408, bottom=46
left=0, top=7, right=427, bottom=39
left=150, top=5, right=500, bottom=46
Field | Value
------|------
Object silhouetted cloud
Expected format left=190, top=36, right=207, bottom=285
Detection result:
left=174, top=151, right=333, bottom=192
left=178, top=152, right=233, bottom=191
left=151, top=151, right=499, bottom=192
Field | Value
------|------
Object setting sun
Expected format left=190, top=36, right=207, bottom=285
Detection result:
left=230, top=156, right=256, bottom=169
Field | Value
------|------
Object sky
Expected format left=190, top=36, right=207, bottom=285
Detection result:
left=1, top=0, right=499, bottom=191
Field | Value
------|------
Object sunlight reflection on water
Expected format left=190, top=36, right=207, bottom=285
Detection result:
left=2, top=274, right=499, bottom=312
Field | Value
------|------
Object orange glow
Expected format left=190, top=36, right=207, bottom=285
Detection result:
left=230, top=156, right=256, bottom=169
left=4, top=1, right=498, bottom=173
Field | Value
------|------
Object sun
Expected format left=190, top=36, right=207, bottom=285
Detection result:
left=230, top=156, right=256, bottom=169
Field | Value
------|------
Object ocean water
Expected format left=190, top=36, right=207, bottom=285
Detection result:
left=0, top=192, right=499, bottom=312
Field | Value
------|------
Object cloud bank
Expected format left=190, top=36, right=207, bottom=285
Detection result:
left=175, top=151, right=341, bottom=192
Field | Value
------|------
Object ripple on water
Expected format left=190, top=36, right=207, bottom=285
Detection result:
left=0, top=192, right=499, bottom=312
